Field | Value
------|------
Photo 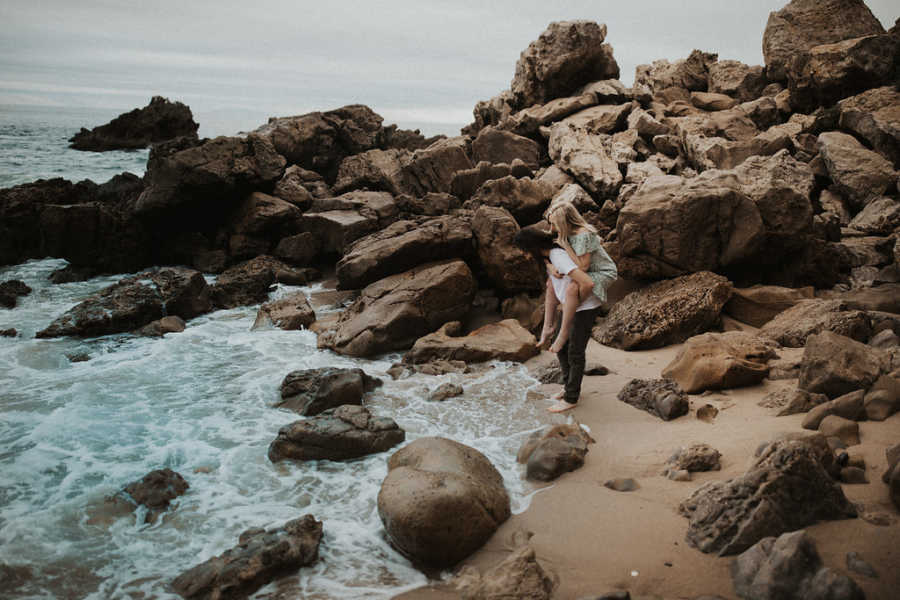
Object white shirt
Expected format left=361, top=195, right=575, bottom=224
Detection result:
left=548, top=248, right=603, bottom=312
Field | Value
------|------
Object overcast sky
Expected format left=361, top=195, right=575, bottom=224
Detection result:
left=1, top=1, right=897, bottom=136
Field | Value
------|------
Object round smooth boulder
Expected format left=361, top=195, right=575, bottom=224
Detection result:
left=377, top=437, right=511, bottom=568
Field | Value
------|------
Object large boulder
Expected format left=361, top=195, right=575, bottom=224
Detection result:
left=471, top=127, right=541, bottom=170
left=707, top=61, right=766, bottom=103
left=511, top=21, right=619, bottom=108
left=548, top=121, right=623, bottom=197
left=472, top=206, right=543, bottom=294
left=731, top=530, right=865, bottom=600
left=276, top=367, right=381, bottom=416
left=171, top=515, right=322, bottom=600
left=595, top=271, right=733, bottom=350
left=759, top=299, right=872, bottom=348
left=299, top=191, right=398, bottom=255
left=318, top=260, right=476, bottom=357
left=724, top=285, right=815, bottom=327
left=404, top=319, right=538, bottom=365
left=36, top=267, right=210, bottom=338
left=762, top=0, right=885, bottom=83
left=69, top=96, right=198, bottom=151
left=465, top=176, right=551, bottom=225
left=332, top=148, right=409, bottom=195
left=617, top=378, right=690, bottom=421
left=208, top=256, right=315, bottom=309
left=377, top=437, right=511, bottom=568
left=516, top=423, right=594, bottom=482
left=633, top=50, right=718, bottom=97
left=799, top=331, right=890, bottom=398
left=838, top=86, right=900, bottom=167
left=399, top=136, right=474, bottom=196
left=817, top=131, right=897, bottom=209
left=661, top=332, right=777, bottom=394
left=268, top=404, right=405, bottom=462
left=615, top=175, right=765, bottom=279
left=335, top=215, right=473, bottom=290
left=679, top=436, right=857, bottom=556
left=254, top=104, right=384, bottom=181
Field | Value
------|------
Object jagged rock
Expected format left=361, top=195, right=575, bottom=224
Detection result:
left=501, top=93, right=598, bottom=136
left=838, top=87, right=900, bottom=167
left=661, top=332, right=777, bottom=394
left=472, top=127, right=541, bottom=170
left=276, top=367, right=381, bottom=416
left=738, top=96, right=781, bottom=130
left=228, top=191, right=302, bottom=248
left=116, top=468, right=190, bottom=525
left=336, top=215, right=472, bottom=290
left=450, top=161, right=519, bottom=201
left=666, top=443, right=722, bottom=473
left=561, top=103, right=633, bottom=135
left=268, top=404, right=404, bottom=462
left=550, top=182, right=599, bottom=214
left=516, top=423, right=594, bottom=482
left=849, top=197, right=900, bottom=235
left=318, top=260, right=476, bottom=357
left=209, top=256, right=315, bottom=309
left=799, top=331, right=890, bottom=398
left=690, top=92, right=738, bottom=111
left=617, top=378, right=689, bottom=421
left=36, top=267, right=210, bottom=338
left=332, top=148, right=409, bottom=195
left=398, top=192, right=463, bottom=217
left=472, top=206, right=542, bottom=294
left=731, top=530, right=864, bottom=600
left=802, top=390, right=867, bottom=431
left=404, top=319, right=538, bottom=365
left=0, top=328, right=16, bottom=337
left=377, top=437, right=511, bottom=568
left=725, top=285, right=814, bottom=327
left=788, top=33, right=900, bottom=113
left=400, top=136, right=474, bottom=196
left=453, top=545, right=555, bottom=600
left=707, top=61, right=766, bottom=102
left=273, top=232, right=320, bottom=266
left=135, top=316, right=186, bottom=337
left=627, top=107, right=669, bottom=136
left=679, top=437, right=857, bottom=556
left=594, top=271, right=733, bottom=350
left=579, top=78, right=630, bottom=103
left=465, top=176, right=551, bottom=225
left=511, top=20, right=619, bottom=108
left=252, top=292, right=315, bottom=331
left=817, top=132, right=897, bottom=209
left=634, top=50, right=718, bottom=97
left=615, top=175, right=764, bottom=279
left=299, top=191, right=398, bottom=255
left=548, top=122, right=622, bottom=197
left=171, top=515, right=322, bottom=600
left=466, top=90, right=517, bottom=134
left=271, top=165, right=316, bottom=209
left=0, top=280, right=31, bottom=309
left=766, top=388, right=828, bottom=416
left=760, top=300, right=872, bottom=348
left=762, top=0, right=885, bottom=83
left=69, top=96, right=198, bottom=151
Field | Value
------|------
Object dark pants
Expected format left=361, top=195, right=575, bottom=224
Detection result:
left=557, top=307, right=600, bottom=404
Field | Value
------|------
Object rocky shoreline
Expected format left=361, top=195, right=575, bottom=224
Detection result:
left=1, top=0, right=899, bottom=598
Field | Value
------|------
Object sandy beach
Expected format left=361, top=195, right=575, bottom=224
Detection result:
left=399, top=329, right=900, bottom=600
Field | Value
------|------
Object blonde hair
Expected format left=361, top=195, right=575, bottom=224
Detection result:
left=544, top=201, right=596, bottom=259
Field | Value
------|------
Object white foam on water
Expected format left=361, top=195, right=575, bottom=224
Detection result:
left=0, top=259, right=556, bottom=599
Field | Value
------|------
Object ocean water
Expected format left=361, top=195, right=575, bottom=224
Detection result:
left=0, top=108, right=553, bottom=599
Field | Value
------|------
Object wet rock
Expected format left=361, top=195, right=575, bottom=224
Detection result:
left=252, top=292, right=315, bottom=331
left=377, top=437, right=511, bottom=568
left=724, top=285, right=814, bottom=328
left=69, top=96, right=198, bottom=151
left=799, top=331, right=889, bottom=398
left=846, top=552, right=878, bottom=579
left=679, top=438, right=856, bottom=556
left=135, top=316, right=186, bottom=337
left=511, top=21, right=619, bottom=108
left=838, top=86, right=900, bottom=167
left=731, top=530, right=864, bottom=600
left=405, top=320, right=538, bottom=365
left=299, top=190, right=398, bottom=255
left=817, top=131, right=896, bottom=209
left=209, top=256, right=316, bottom=309
left=594, top=272, right=732, bottom=350
left=453, top=545, right=555, bottom=600
left=336, top=215, right=473, bottom=290
left=472, top=206, right=542, bottom=294
left=760, top=300, right=872, bottom=348
left=37, top=267, right=210, bottom=338
left=429, top=383, right=464, bottom=402
left=0, top=328, right=16, bottom=337
left=171, top=514, right=322, bottom=600
left=123, top=468, right=189, bottom=524
left=661, top=331, right=776, bottom=394
left=268, top=404, right=404, bottom=462
left=0, top=280, right=31, bottom=309
left=666, top=443, right=722, bottom=473
left=318, top=260, right=476, bottom=357
left=617, top=378, right=689, bottom=421
left=517, top=423, right=594, bottom=482
left=762, top=0, right=885, bottom=83
left=276, top=367, right=381, bottom=416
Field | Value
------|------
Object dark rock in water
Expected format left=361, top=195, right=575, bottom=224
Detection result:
left=731, top=530, right=864, bottom=600
left=122, top=468, right=189, bottom=523
left=517, top=424, right=594, bottom=482
left=69, top=96, right=198, bottom=151
left=36, top=267, right=210, bottom=338
left=208, top=256, right=316, bottom=310
left=679, top=437, right=857, bottom=556
left=251, top=292, right=315, bottom=331
left=276, top=367, right=381, bottom=416
left=0, top=328, right=16, bottom=337
left=377, top=437, right=511, bottom=568
left=0, top=280, right=31, bottom=308
left=268, top=404, right=404, bottom=462
left=66, top=352, right=90, bottom=362
left=135, top=316, right=186, bottom=337
left=0, top=563, right=33, bottom=595
left=428, top=382, right=463, bottom=402
left=617, top=378, right=689, bottom=421
left=452, top=545, right=555, bottom=600
left=171, top=514, right=322, bottom=600
left=49, top=265, right=99, bottom=284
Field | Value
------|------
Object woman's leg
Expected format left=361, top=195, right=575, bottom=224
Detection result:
left=549, top=281, right=581, bottom=353
left=537, top=278, right=558, bottom=349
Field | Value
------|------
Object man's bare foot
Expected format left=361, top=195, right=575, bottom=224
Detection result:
left=547, top=400, right=577, bottom=413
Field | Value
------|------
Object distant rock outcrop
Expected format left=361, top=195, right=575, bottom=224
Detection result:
left=69, top=96, right=199, bottom=151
